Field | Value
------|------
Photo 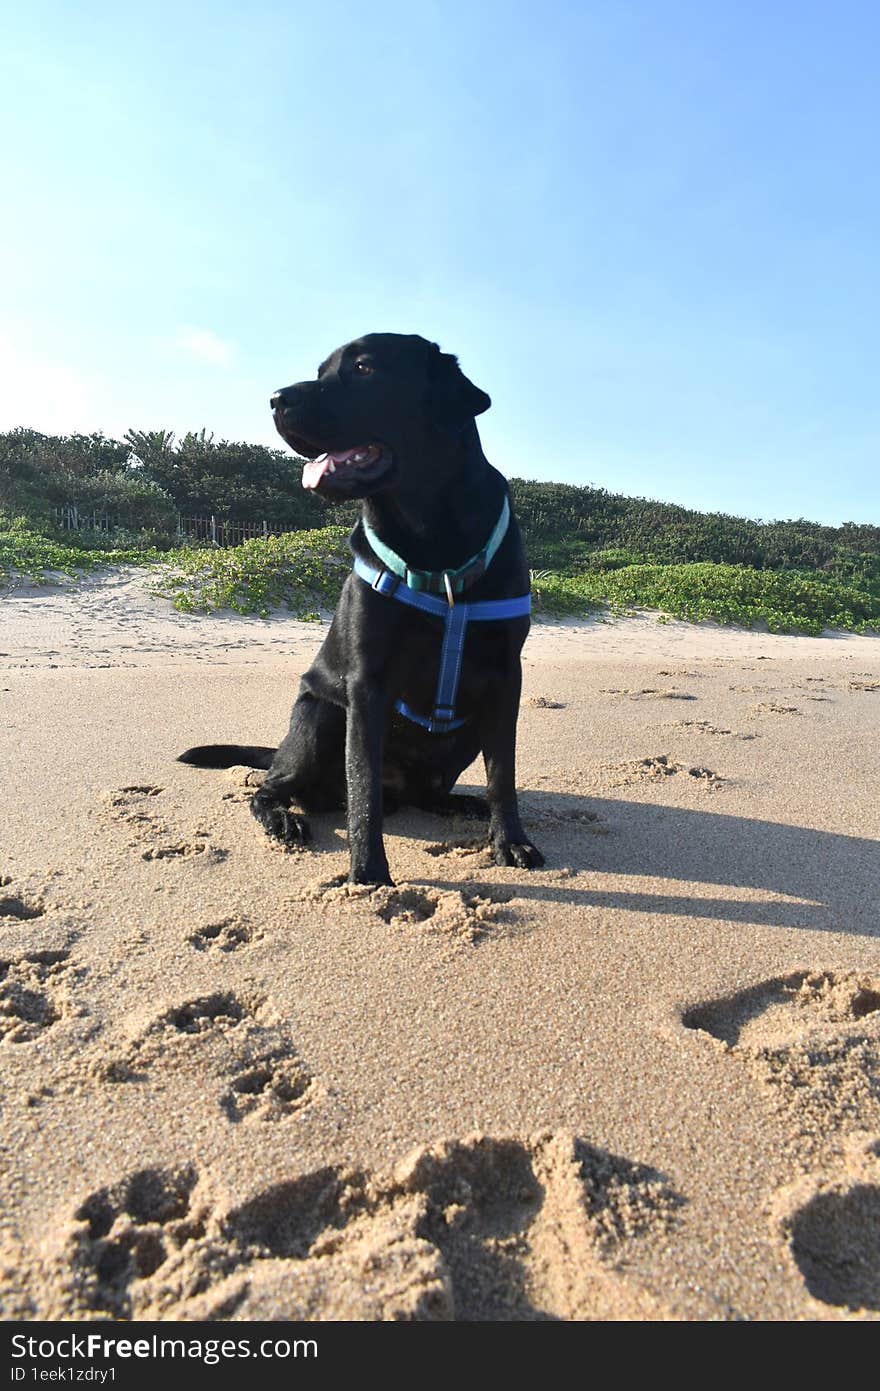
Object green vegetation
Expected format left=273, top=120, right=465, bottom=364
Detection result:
left=1, top=426, right=878, bottom=633
left=530, top=563, right=879, bottom=635
left=153, top=526, right=351, bottom=619
left=509, top=479, right=880, bottom=587
left=0, top=426, right=338, bottom=535
left=0, top=516, right=164, bottom=583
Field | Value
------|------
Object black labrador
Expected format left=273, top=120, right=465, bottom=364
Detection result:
left=179, top=333, right=543, bottom=885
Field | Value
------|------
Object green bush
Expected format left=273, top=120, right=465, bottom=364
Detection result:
left=0, top=515, right=164, bottom=583
left=509, top=478, right=880, bottom=581
left=582, top=547, right=642, bottom=571
left=153, top=526, right=352, bottom=618
left=532, top=562, right=879, bottom=634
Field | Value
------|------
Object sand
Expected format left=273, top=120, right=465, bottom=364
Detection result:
left=1, top=568, right=879, bottom=1321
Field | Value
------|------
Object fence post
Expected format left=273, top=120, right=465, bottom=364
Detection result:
left=263, top=520, right=268, bottom=538
left=210, top=514, right=217, bottom=545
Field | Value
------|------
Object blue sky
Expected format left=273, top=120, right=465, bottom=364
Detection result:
left=2, top=1, right=878, bottom=524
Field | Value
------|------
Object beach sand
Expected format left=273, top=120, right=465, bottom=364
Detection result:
left=1, top=569, right=879, bottom=1320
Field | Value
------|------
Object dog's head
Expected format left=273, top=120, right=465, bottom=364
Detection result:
left=271, top=333, right=491, bottom=499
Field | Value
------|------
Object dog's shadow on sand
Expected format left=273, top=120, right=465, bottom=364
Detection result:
left=416, top=789, right=880, bottom=939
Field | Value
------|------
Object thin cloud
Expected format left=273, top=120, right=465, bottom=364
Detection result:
left=174, top=326, right=235, bottom=367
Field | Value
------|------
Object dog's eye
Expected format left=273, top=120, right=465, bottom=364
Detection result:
left=353, top=359, right=374, bottom=376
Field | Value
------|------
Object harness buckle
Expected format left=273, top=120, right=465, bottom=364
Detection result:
left=443, top=572, right=455, bottom=607
left=373, top=569, right=400, bottom=597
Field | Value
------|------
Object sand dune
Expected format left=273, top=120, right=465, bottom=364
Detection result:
left=1, top=571, right=879, bottom=1320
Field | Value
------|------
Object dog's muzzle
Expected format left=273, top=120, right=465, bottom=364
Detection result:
left=270, top=393, right=396, bottom=498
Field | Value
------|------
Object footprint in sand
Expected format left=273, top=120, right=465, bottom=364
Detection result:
left=35, top=1133, right=682, bottom=1320
left=90, top=990, right=317, bottom=1121
left=519, top=795, right=608, bottom=831
left=670, top=719, right=759, bottom=741
left=524, top=695, right=566, bottom=709
left=607, top=755, right=725, bottom=790
left=0, top=950, right=78, bottom=1044
left=105, top=786, right=226, bottom=863
left=37, top=1164, right=209, bottom=1319
left=599, top=688, right=697, bottom=701
left=751, top=702, right=801, bottom=716
left=299, top=878, right=513, bottom=945
left=683, top=970, right=880, bottom=1140
left=188, top=917, right=259, bottom=953
left=0, top=893, right=45, bottom=921
left=773, top=1138, right=880, bottom=1314
left=108, top=785, right=163, bottom=824
left=371, top=886, right=512, bottom=940
left=221, top=1051, right=314, bottom=1123
left=141, top=840, right=226, bottom=862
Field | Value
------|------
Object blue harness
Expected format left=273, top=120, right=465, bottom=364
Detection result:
left=352, top=551, right=531, bottom=736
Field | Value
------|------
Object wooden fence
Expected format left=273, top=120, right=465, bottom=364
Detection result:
left=52, top=507, right=289, bottom=546
left=176, top=515, right=287, bottom=546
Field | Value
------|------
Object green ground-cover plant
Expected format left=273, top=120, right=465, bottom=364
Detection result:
left=0, top=516, right=164, bottom=584
left=150, top=541, right=880, bottom=632
left=152, top=526, right=352, bottom=619
left=3, top=514, right=878, bottom=633
left=530, top=563, right=879, bottom=634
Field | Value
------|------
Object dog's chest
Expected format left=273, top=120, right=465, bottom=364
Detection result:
left=391, top=608, right=517, bottom=718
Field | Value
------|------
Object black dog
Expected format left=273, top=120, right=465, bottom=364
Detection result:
left=179, top=333, right=543, bottom=885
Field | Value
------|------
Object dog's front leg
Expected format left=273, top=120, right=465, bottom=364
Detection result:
left=480, top=671, right=545, bottom=870
left=346, top=676, right=392, bottom=885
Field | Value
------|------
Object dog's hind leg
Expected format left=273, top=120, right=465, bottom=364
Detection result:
left=251, top=691, right=346, bottom=847
left=397, top=737, right=490, bottom=820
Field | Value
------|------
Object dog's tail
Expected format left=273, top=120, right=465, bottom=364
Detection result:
left=177, top=744, right=276, bottom=770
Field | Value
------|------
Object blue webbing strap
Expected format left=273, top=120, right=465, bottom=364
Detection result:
left=351, top=556, right=531, bottom=734
left=352, top=557, right=531, bottom=622
left=362, top=496, right=511, bottom=595
left=429, top=598, right=469, bottom=730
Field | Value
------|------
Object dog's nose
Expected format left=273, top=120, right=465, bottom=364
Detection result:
left=270, top=391, right=285, bottom=411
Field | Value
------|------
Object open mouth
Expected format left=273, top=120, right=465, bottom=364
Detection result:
left=301, top=443, right=392, bottom=493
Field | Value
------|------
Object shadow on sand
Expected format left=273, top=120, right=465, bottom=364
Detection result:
left=414, top=787, right=880, bottom=939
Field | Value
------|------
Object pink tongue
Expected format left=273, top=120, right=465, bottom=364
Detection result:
left=301, top=446, right=370, bottom=489
left=301, top=454, right=332, bottom=490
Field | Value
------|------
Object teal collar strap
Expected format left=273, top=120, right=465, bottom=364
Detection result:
left=361, top=495, right=511, bottom=598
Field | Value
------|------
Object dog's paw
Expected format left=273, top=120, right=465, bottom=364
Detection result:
left=491, top=838, right=545, bottom=870
left=250, top=796, right=310, bottom=848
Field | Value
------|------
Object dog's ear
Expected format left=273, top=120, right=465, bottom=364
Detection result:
left=425, top=343, right=491, bottom=429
